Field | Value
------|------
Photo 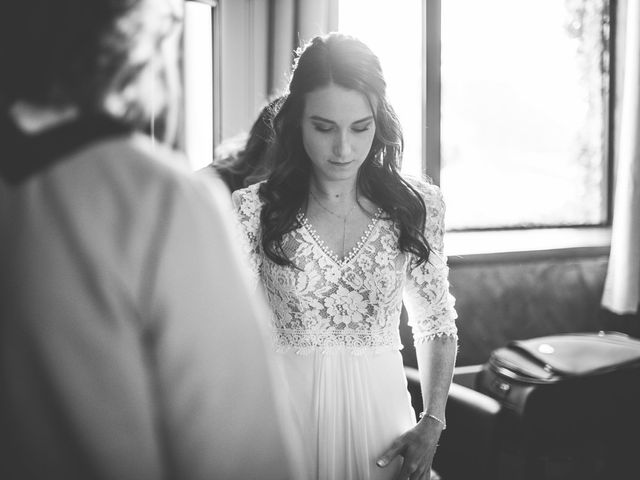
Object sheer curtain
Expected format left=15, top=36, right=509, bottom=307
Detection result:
left=269, top=0, right=338, bottom=95
left=602, top=0, right=640, bottom=315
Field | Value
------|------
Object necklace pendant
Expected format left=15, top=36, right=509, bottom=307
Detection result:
left=309, top=189, right=358, bottom=220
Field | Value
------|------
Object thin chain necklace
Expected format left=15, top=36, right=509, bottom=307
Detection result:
left=308, top=188, right=358, bottom=259
left=308, top=189, right=358, bottom=219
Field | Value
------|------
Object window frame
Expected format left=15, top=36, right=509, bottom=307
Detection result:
left=424, top=0, right=616, bottom=238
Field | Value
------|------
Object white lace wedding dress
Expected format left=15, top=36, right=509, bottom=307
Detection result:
left=233, top=180, right=458, bottom=480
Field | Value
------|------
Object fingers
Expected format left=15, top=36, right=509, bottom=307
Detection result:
left=404, top=462, right=432, bottom=480
left=376, top=440, right=404, bottom=468
left=399, top=462, right=422, bottom=480
left=393, top=462, right=427, bottom=480
left=413, top=467, right=432, bottom=480
left=391, top=445, right=434, bottom=480
left=380, top=427, right=436, bottom=479
left=387, top=449, right=425, bottom=480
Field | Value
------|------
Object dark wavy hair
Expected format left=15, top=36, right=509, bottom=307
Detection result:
left=212, top=96, right=284, bottom=192
left=0, top=0, right=180, bottom=134
left=260, top=32, right=431, bottom=268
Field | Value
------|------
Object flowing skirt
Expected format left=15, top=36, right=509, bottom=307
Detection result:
left=277, top=349, right=417, bottom=480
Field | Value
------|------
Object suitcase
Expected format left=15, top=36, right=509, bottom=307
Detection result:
left=475, top=331, right=640, bottom=480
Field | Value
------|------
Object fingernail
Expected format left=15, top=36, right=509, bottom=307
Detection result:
left=376, top=458, right=387, bottom=467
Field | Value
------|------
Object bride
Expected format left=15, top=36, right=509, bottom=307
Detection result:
left=233, top=32, right=458, bottom=480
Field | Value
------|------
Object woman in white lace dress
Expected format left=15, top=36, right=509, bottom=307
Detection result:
left=233, top=33, right=458, bottom=480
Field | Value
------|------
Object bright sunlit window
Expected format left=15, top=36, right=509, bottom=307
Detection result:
left=339, top=0, right=612, bottom=232
left=441, top=0, right=610, bottom=230
left=338, top=0, right=423, bottom=178
left=183, top=0, right=215, bottom=171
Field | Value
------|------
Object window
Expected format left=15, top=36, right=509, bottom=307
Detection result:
left=440, top=0, right=611, bottom=230
left=339, top=0, right=613, bottom=232
left=338, top=0, right=423, bottom=178
left=183, top=0, right=218, bottom=171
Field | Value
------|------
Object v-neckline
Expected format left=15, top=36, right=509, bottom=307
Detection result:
left=297, top=208, right=383, bottom=266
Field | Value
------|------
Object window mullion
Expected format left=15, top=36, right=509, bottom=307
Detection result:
left=424, top=0, right=441, bottom=185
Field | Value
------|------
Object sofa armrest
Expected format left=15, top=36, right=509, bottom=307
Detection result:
left=404, top=365, right=501, bottom=419
left=405, top=366, right=502, bottom=480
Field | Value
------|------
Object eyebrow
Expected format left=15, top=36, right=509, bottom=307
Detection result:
left=309, top=115, right=374, bottom=125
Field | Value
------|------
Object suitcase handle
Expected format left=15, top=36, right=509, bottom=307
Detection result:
left=490, top=360, right=561, bottom=384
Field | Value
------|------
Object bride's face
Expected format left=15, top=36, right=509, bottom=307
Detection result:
left=301, top=83, right=376, bottom=184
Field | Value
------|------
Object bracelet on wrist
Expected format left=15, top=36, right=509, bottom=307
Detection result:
left=419, top=411, right=447, bottom=430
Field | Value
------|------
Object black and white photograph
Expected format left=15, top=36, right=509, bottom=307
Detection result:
left=1, top=1, right=639, bottom=479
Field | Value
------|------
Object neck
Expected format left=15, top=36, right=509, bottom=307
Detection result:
left=309, top=176, right=357, bottom=203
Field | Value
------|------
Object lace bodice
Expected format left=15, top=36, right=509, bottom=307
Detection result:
left=232, top=181, right=457, bottom=355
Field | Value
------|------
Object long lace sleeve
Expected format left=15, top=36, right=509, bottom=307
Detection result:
left=231, top=183, right=263, bottom=288
left=403, top=181, right=458, bottom=345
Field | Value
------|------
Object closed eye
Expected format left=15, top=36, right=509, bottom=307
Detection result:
left=312, top=123, right=333, bottom=133
left=352, top=124, right=372, bottom=133
left=351, top=117, right=374, bottom=133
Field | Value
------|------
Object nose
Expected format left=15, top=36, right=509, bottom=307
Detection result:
left=333, top=131, right=352, bottom=159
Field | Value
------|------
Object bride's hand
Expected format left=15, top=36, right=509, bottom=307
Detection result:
left=375, top=417, right=444, bottom=480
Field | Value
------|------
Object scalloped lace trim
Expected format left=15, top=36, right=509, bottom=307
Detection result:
left=413, top=331, right=459, bottom=345
left=273, top=328, right=402, bottom=356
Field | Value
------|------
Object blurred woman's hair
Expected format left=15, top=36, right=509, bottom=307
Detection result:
left=259, top=32, right=431, bottom=268
left=0, top=0, right=182, bottom=139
